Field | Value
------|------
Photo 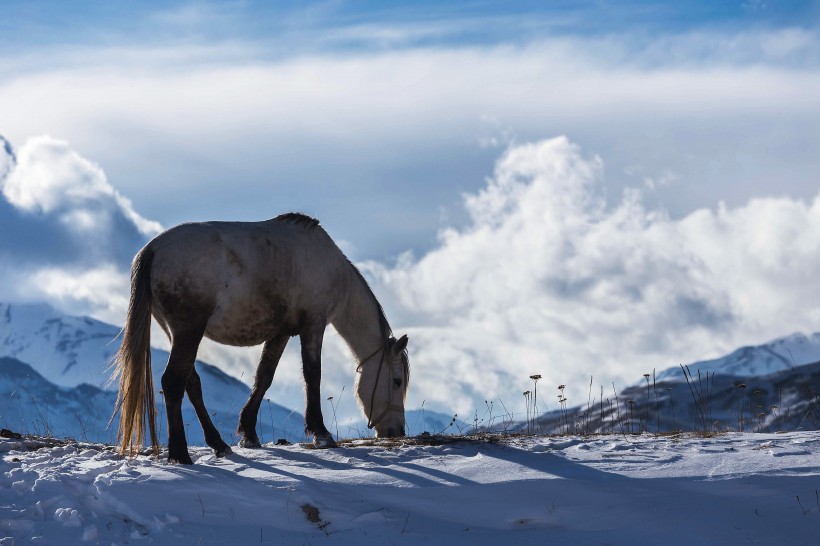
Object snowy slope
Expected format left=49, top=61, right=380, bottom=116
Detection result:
left=0, top=302, right=121, bottom=389
left=657, top=331, right=820, bottom=380
left=1, top=432, right=819, bottom=545
left=518, top=332, right=820, bottom=437
left=0, top=356, right=306, bottom=446
left=0, top=303, right=306, bottom=445
left=0, top=357, right=116, bottom=443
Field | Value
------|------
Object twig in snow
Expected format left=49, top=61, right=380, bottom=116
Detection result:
left=796, top=495, right=810, bottom=516
left=196, top=493, right=205, bottom=517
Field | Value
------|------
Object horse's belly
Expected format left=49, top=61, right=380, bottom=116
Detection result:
left=203, top=323, right=273, bottom=346
left=204, top=297, right=294, bottom=346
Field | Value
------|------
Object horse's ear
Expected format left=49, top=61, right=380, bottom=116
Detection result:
left=393, top=334, right=408, bottom=354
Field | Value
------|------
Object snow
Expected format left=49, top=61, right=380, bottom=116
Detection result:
left=2, top=432, right=819, bottom=545
left=3, top=301, right=819, bottom=544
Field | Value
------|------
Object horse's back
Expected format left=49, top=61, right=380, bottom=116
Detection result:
left=147, top=217, right=349, bottom=345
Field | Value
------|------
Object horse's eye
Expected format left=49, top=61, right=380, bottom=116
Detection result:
left=393, top=378, right=403, bottom=388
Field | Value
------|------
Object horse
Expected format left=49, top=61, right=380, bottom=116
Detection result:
left=110, top=212, right=409, bottom=464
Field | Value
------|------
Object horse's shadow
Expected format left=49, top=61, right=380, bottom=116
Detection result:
left=163, top=440, right=632, bottom=490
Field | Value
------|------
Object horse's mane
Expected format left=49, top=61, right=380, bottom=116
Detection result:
left=344, top=256, right=393, bottom=340
left=273, top=212, right=394, bottom=341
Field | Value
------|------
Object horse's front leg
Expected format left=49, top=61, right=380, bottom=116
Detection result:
left=237, top=335, right=289, bottom=448
left=300, top=323, right=336, bottom=448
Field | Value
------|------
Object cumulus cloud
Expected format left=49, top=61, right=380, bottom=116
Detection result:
left=2, top=135, right=160, bottom=236
left=0, top=135, right=161, bottom=317
left=364, top=137, right=820, bottom=415
left=17, top=266, right=132, bottom=325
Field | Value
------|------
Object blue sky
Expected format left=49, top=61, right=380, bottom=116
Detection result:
left=2, top=1, right=817, bottom=50
left=2, top=1, right=820, bottom=420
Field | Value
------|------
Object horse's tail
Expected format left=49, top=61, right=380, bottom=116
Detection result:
left=110, top=246, right=159, bottom=457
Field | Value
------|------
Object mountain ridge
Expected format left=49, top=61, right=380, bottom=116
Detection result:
left=656, top=331, right=820, bottom=380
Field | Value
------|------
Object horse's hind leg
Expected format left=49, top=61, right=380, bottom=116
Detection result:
left=238, top=335, right=289, bottom=448
left=186, top=368, right=232, bottom=457
left=162, top=327, right=205, bottom=464
left=300, top=324, right=336, bottom=448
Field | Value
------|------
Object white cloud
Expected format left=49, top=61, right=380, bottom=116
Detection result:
left=2, top=135, right=161, bottom=236
left=364, top=137, right=820, bottom=416
left=20, top=266, right=131, bottom=326
left=0, top=136, right=161, bottom=323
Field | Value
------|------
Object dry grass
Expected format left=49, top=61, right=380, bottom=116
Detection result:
left=300, top=431, right=524, bottom=450
left=0, top=432, right=122, bottom=453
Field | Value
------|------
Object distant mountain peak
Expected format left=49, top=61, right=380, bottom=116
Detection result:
left=658, top=331, right=820, bottom=380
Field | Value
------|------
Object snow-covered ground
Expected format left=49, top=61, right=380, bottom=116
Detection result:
left=2, top=432, right=819, bottom=545
left=3, top=302, right=819, bottom=544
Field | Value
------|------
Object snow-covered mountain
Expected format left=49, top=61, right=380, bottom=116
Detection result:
left=0, top=356, right=118, bottom=443
left=656, top=332, right=820, bottom=380
left=0, top=302, right=121, bottom=389
left=479, top=332, right=820, bottom=436
left=0, top=302, right=305, bottom=445
left=526, top=360, right=820, bottom=435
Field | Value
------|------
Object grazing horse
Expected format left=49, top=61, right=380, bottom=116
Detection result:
left=111, top=213, right=409, bottom=464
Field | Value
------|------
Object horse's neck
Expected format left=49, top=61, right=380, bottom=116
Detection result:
left=331, top=280, right=386, bottom=361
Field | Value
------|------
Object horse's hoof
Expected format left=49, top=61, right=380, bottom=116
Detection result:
left=239, top=437, right=261, bottom=449
left=313, top=435, right=337, bottom=449
left=168, top=453, right=194, bottom=465
left=215, top=445, right=233, bottom=458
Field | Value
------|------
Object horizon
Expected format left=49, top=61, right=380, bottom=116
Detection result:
left=3, top=281, right=820, bottom=427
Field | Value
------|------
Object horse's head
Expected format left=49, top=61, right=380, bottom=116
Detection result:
left=356, top=334, right=409, bottom=438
